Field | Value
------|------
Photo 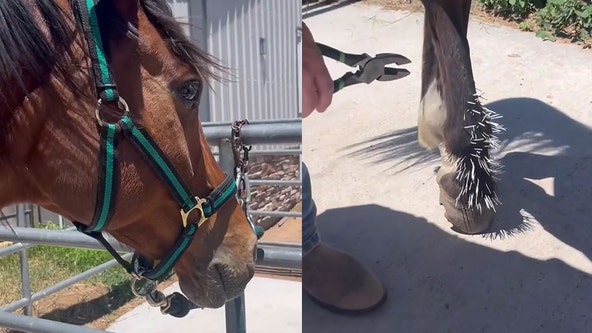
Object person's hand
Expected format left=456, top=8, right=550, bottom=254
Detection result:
left=302, top=23, right=333, bottom=118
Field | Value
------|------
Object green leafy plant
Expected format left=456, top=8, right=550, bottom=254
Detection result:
left=519, top=19, right=537, bottom=31
left=536, top=0, right=592, bottom=42
left=479, top=0, right=545, bottom=20
left=477, top=0, right=592, bottom=46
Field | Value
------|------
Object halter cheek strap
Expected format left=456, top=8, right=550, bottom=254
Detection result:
left=72, top=0, right=237, bottom=282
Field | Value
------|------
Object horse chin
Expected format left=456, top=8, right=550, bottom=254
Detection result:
left=177, top=248, right=255, bottom=308
left=182, top=279, right=226, bottom=308
left=213, top=261, right=255, bottom=300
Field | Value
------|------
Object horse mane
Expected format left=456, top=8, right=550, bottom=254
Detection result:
left=0, top=0, right=79, bottom=102
left=141, top=0, right=224, bottom=82
left=0, top=0, right=222, bottom=154
left=0, top=0, right=221, bottom=88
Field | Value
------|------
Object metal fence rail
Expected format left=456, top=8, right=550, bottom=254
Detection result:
left=0, top=228, right=301, bottom=272
left=0, top=312, right=113, bottom=333
left=0, top=120, right=302, bottom=333
left=202, top=119, right=301, bottom=145
left=2, top=253, right=134, bottom=314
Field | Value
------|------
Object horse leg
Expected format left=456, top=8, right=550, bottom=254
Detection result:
left=418, top=0, right=503, bottom=234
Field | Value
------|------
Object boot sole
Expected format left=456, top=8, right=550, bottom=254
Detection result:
left=304, top=287, right=388, bottom=315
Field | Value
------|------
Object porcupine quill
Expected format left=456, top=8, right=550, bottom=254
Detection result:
left=453, top=91, right=505, bottom=211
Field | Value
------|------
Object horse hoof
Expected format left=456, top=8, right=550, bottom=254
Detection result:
left=437, top=171, right=495, bottom=234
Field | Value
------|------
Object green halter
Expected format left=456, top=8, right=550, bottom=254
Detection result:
left=73, top=0, right=237, bottom=281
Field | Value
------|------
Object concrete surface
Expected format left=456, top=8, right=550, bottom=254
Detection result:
left=303, top=2, right=592, bottom=333
left=107, top=276, right=301, bottom=333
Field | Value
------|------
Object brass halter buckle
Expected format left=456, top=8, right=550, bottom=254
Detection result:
left=180, top=197, right=208, bottom=228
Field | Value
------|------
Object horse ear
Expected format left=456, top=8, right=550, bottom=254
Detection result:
left=113, top=0, right=140, bottom=23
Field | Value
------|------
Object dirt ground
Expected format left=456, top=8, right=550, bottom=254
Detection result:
left=256, top=203, right=302, bottom=283
left=305, top=0, right=587, bottom=47
left=367, top=0, right=531, bottom=31
left=259, top=202, right=302, bottom=245
left=0, top=279, right=181, bottom=332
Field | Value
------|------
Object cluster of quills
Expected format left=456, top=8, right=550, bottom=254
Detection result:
left=451, top=91, right=505, bottom=211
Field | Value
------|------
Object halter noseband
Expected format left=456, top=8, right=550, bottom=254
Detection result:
left=72, top=0, right=237, bottom=282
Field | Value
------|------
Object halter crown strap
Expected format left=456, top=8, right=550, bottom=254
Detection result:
left=75, top=0, right=118, bottom=102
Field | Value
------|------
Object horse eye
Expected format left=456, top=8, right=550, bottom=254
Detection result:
left=179, top=81, right=200, bottom=101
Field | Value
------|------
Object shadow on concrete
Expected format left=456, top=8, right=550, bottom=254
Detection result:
left=302, top=0, right=364, bottom=19
left=340, top=98, right=592, bottom=258
left=485, top=98, right=592, bottom=259
left=303, top=204, right=592, bottom=332
left=340, top=126, right=440, bottom=172
left=37, top=280, right=135, bottom=328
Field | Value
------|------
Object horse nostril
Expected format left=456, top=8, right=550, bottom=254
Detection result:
left=214, top=263, right=232, bottom=281
left=214, top=263, right=224, bottom=275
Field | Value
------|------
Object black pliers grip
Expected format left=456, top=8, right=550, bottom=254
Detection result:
left=317, top=42, right=411, bottom=93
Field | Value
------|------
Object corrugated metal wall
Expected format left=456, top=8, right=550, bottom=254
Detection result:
left=180, top=0, right=301, bottom=123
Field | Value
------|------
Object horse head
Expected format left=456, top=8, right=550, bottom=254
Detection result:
left=0, top=0, right=256, bottom=308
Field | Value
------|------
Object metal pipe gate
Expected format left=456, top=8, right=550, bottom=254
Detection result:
left=0, top=119, right=302, bottom=333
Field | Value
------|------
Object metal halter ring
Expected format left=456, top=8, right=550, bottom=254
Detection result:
left=146, top=290, right=168, bottom=307
left=131, top=277, right=157, bottom=297
left=95, top=96, right=130, bottom=127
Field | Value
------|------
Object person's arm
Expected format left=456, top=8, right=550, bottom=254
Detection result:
left=302, top=22, right=333, bottom=118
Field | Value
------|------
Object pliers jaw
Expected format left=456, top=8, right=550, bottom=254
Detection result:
left=316, top=43, right=411, bottom=93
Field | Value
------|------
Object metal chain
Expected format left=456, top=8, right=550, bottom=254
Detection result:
left=231, top=119, right=251, bottom=197
left=230, top=120, right=257, bottom=236
left=131, top=277, right=158, bottom=297
left=131, top=275, right=198, bottom=317
left=230, top=120, right=250, bottom=202
left=146, top=289, right=168, bottom=308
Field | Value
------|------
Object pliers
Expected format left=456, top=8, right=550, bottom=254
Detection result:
left=316, top=43, right=411, bottom=93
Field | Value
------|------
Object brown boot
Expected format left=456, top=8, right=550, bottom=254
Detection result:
left=303, top=242, right=387, bottom=314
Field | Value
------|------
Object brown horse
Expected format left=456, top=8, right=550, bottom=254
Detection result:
left=418, top=0, right=504, bottom=234
left=0, top=0, right=256, bottom=308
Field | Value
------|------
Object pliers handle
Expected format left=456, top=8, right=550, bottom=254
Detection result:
left=316, top=43, right=411, bottom=93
